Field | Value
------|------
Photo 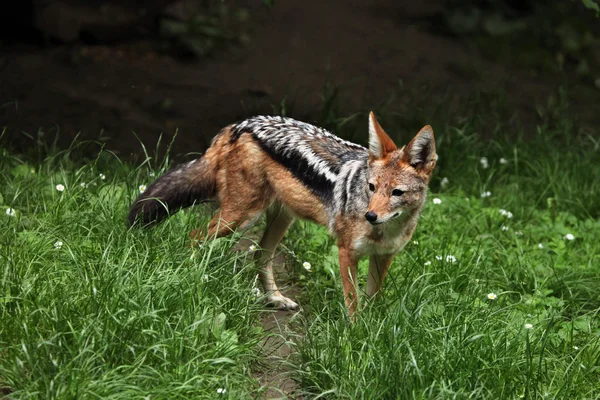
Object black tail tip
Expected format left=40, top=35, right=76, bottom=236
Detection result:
left=127, top=207, right=145, bottom=228
left=127, top=200, right=170, bottom=228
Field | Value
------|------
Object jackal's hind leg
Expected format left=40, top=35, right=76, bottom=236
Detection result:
left=256, top=205, right=297, bottom=311
left=189, top=206, right=262, bottom=245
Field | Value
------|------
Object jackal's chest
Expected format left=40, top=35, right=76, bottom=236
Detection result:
left=351, top=221, right=414, bottom=256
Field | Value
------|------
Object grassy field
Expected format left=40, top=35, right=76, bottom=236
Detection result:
left=291, top=116, right=600, bottom=398
left=1, top=101, right=599, bottom=399
left=0, top=145, right=268, bottom=398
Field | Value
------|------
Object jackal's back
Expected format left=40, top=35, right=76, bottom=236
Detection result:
left=230, top=116, right=367, bottom=202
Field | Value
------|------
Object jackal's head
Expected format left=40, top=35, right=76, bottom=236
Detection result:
left=364, top=112, right=437, bottom=225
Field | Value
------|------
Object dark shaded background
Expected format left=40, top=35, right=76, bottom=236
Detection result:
left=1, top=0, right=598, bottom=161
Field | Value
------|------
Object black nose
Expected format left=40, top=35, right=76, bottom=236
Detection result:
left=365, top=211, right=378, bottom=222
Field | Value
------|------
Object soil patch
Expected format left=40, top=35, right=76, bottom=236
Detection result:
left=1, top=0, right=597, bottom=161
left=236, top=238, right=302, bottom=399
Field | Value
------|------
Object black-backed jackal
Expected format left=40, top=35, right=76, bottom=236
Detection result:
left=129, top=112, right=436, bottom=316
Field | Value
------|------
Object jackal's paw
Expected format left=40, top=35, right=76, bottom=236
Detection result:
left=266, top=294, right=299, bottom=311
left=188, top=229, right=205, bottom=247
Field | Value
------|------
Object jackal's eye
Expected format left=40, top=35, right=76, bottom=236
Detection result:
left=368, top=183, right=375, bottom=192
left=392, top=189, right=404, bottom=196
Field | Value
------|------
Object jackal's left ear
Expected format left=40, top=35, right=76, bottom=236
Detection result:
left=369, top=111, right=397, bottom=159
left=402, top=125, right=437, bottom=172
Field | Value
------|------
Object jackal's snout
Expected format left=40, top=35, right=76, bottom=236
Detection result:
left=365, top=210, right=378, bottom=223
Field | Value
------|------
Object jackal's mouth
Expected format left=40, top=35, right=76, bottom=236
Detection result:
left=368, top=212, right=402, bottom=226
left=369, top=211, right=402, bottom=226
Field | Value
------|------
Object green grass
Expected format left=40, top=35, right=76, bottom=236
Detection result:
left=289, top=116, right=600, bottom=398
left=0, top=148, right=267, bottom=398
left=1, top=99, right=599, bottom=399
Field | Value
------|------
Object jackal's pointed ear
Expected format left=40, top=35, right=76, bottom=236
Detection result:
left=403, top=125, right=437, bottom=172
left=368, top=111, right=397, bottom=159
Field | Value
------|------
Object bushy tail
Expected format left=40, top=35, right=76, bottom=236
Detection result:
left=128, top=157, right=216, bottom=227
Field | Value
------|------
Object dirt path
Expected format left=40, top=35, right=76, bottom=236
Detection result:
left=254, top=299, right=301, bottom=399
left=236, top=238, right=302, bottom=399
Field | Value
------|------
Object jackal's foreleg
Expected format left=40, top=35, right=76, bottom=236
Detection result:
left=338, top=246, right=359, bottom=318
left=366, top=254, right=393, bottom=297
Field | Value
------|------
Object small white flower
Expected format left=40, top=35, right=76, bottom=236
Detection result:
left=217, top=388, right=226, bottom=394
left=515, top=231, right=523, bottom=236
left=499, top=157, right=508, bottom=165
left=252, top=287, right=261, bottom=297
left=248, top=244, right=256, bottom=252
left=149, top=171, right=156, bottom=177
left=5, top=207, right=16, bottom=217
left=92, top=287, right=98, bottom=296
left=499, top=209, right=513, bottom=218
left=435, top=255, right=443, bottom=261
left=564, top=233, right=575, bottom=241
left=424, top=261, right=431, bottom=266
left=99, top=173, right=106, bottom=180
left=480, top=157, right=489, bottom=169
left=201, top=274, right=209, bottom=282
left=573, top=346, right=579, bottom=350
left=537, top=243, right=544, bottom=249
left=432, top=198, right=442, bottom=205
left=79, top=182, right=86, bottom=188
left=440, top=177, right=449, bottom=188
left=302, top=261, right=311, bottom=271
left=56, top=184, right=65, bottom=192
left=481, top=191, right=492, bottom=198
left=54, top=241, right=63, bottom=249
left=412, top=240, right=419, bottom=245
left=139, top=184, right=147, bottom=193
left=501, top=225, right=509, bottom=232
left=445, top=255, right=457, bottom=263
left=524, top=323, right=533, bottom=330
left=487, top=293, right=497, bottom=300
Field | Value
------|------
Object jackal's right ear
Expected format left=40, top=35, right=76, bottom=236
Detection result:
left=402, top=125, right=436, bottom=173
left=368, top=112, right=397, bottom=159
